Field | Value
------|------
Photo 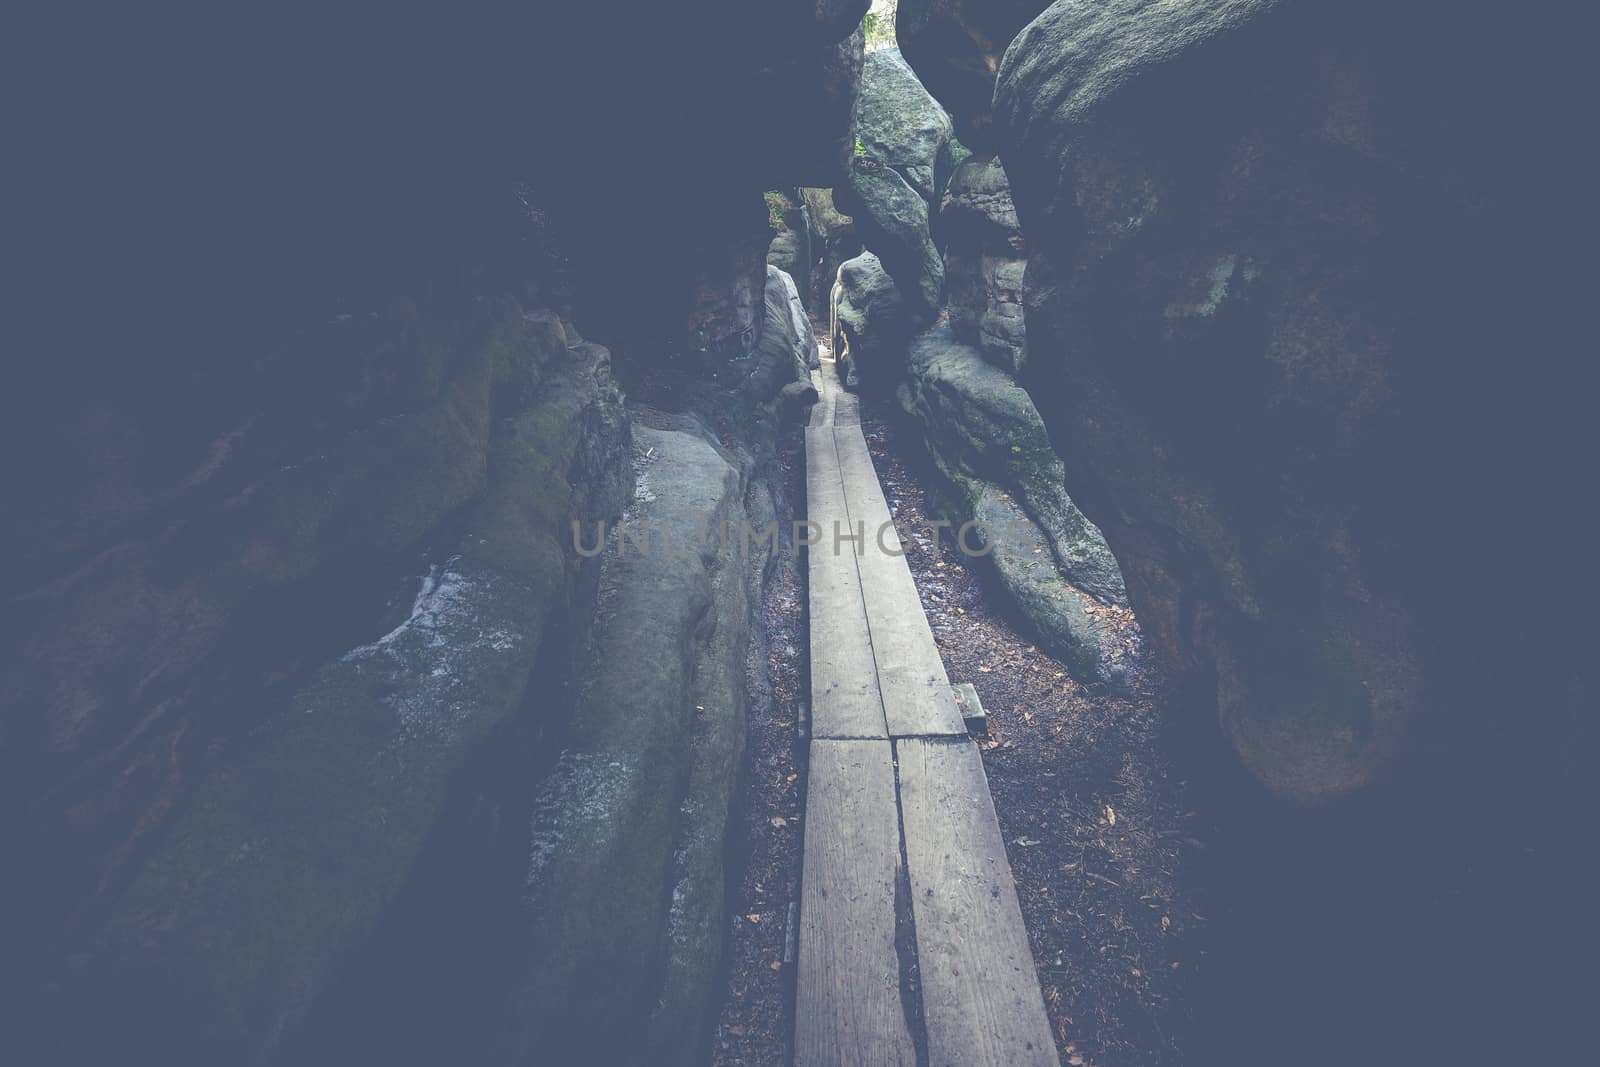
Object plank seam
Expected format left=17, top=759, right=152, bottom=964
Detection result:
left=819, top=424, right=891, bottom=734
left=889, top=739, right=932, bottom=1067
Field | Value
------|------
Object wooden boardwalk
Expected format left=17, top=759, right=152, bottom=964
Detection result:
left=795, top=360, right=1057, bottom=1067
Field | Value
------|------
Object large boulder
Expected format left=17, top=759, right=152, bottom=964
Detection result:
left=995, top=0, right=1597, bottom=803
left=839, top=159, right=945, bottom=319
left=895, top=0, right=1053, bottom=152
left=830, top=252, right=908, bottom=391
left=853, top=46, right=956, bottom=198
left=898, top=324, right=1126, bottom=681
left=489, top=420, right=756, bottom=1067
left=836, top=47, right=955, bottom=322
left=760, top=265, right=821, bottom=374
left=18, top=305, right=633, bottom=1064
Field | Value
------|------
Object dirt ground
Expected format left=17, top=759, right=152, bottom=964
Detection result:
left=711, top=429, right=807, bottom=1067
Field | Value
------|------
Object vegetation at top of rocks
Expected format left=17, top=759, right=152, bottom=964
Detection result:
left=763, top=191, right=795, bottom=234
left=863, top=0, right=898, bottom=52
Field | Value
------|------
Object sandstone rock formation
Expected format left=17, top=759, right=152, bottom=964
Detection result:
left=830, top=252, right=908, bottom=391
left=835, top=47, right=956, bottom=322
left=898, top=323, right=1127, bottom=680
left=490, top=419, right=760, bottom=1067
left=767, top=266, right=822, bottom=371
left=4, top=4, right=856, bottom=1063
left=996, top=0, right=1597, bottom=803
left=940, top=154, right=1028, bottom=374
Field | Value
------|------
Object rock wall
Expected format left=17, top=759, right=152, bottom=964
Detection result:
left=488, top=417, right=768, bottom=1067
left=826, top=29, right=1128, bottom=681
left=834, top=47, right=959, bottom=327
left=901, top=155, right=1127, bottom=681
left=4, top=3, right=860, bottom=1062
left=9, top=284, right=632, bottom=1063
left=996, top=0, right=1598, bottom=804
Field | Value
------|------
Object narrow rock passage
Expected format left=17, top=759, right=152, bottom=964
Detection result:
left=795, top=357, right=1056, bottom=1067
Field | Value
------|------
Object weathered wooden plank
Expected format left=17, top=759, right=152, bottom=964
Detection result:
left=806, top=427, right=888, bottom=739
left=796, top=739, right=918, bottom=1067
left=809, top=368, right=836, bottom=427
left=832, top=427, right=965, bottom=737
left=895, top=737, right=1058, bottom=1067
left=831, top=386, right=861, bottom=427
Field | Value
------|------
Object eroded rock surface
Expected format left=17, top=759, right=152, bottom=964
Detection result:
left=835, top=47, right=955, bottom=322
left=830, top=252, right=908, bottom=391
left=767, top=266, right=822, bottom=372
left=5, top=4, right=856, bottom=1062
left=492, top=421, right=756, bottom=1067
left=20, top=303, right=633, bottom=1064
left=940, top=154, right=1028, bottom=375
left=898, top=323, right=1125, bottom=678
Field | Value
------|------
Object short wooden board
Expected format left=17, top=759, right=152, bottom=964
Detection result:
left=795, top=739, right=918, bottom=1067
left=832, top=427, right=965, bottom=737
left=895, top=736, right=1057, bottom=1067
left=806, top=427, right=888, bottom=739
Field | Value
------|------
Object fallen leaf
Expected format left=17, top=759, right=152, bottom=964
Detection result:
left=1161, top=915, right=1171, bottom=933
left=785, top=773, right=798, bottom=783
left=770, top=960, right=783, bottom=972
left=1014, top=836, right=1042, bottom=847
left=1105, top=805, right=1117, bottom=827
left=745, top=914, right=761, bottom=923
left=770, top=816, right=787, bottom=828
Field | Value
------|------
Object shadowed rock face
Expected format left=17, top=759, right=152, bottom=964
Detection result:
left=4, top=4, right=853, bottom=1064
left=996, top=0, right=1598, bottom=804
left=801, top=186, right=864, bottom=311
left=9, top=3, right=869, bottom=365
left=831, top=251, right=908, bottom=390
left=895, top=0, right=1052, bottom=152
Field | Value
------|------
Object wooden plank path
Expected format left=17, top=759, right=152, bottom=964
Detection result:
left=796, top=358, right=1057, bottom=1067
